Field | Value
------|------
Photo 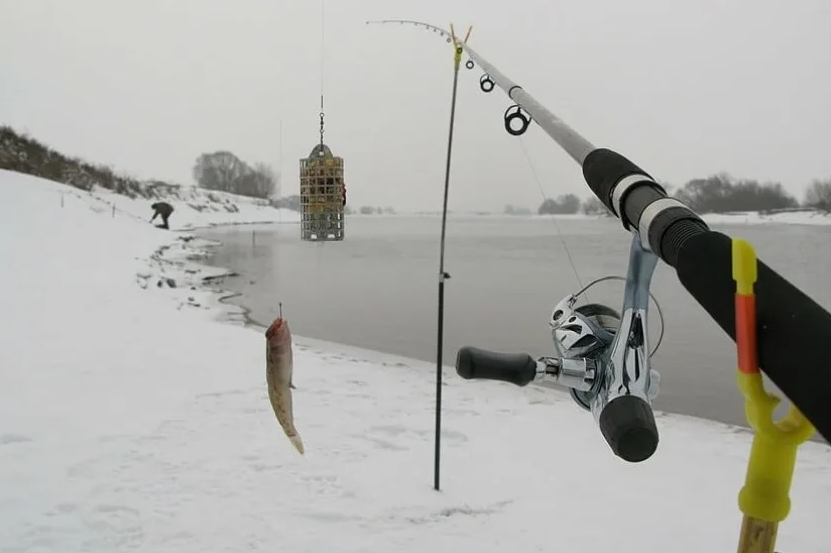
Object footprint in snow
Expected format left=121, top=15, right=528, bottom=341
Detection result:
left=297, top=473, right=346, bottom=498
left=46, top=503, right=79, bottom=516
left=0, top=433, right=33, bottom=445
left=400, top=499, right=515, bottom=525
left=367, top=424, right=468, bottom=446
left=350, top=434, right=409, bottom=452
left=83, top=504, right=145, bottom=547
left=194, top=388, right=252, bottom=400
left=297, top=510, right=363, bottom=523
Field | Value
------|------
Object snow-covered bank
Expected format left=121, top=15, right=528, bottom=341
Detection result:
left=1, top=169, right=830, bottom=553
left=1, top=125, right=299, bottom=230
left=701, top=209, right=831, bottom=226
left=81, top=181, right=299, bottom=231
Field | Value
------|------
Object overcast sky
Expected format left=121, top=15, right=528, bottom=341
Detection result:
left=2, top=0, right=830, bottom=211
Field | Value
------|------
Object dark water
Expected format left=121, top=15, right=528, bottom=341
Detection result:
left=198, top=215, right=831, bottom=428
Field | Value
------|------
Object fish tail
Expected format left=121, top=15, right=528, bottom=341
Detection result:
left=266, top=377, right=304, bottom=454
left=289, top=434, right=305, bottom=455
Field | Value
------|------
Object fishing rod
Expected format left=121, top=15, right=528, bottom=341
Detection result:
left=368, top=18, right=828, bottom=552
left=366, top=17, right=831, bottom=445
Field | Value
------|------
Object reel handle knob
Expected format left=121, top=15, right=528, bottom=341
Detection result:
left=456, top=347, right=538, bottom=387
left=598, top=395, right=659, bottom=463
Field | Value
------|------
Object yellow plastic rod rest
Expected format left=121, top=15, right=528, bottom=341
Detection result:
left=732, top=238, right=815, bottom=553
left=448, top=23, right=473, bottom=68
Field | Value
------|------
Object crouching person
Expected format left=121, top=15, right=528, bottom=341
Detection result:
left=150, top=201, right=174, bottom=229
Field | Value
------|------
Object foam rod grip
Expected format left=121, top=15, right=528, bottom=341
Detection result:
left=675, top=230, right=831, bottom=443
left=456, top=347, right=538, bottom=387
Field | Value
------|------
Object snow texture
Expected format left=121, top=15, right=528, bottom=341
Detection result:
left=0, top=168, right=829, bottom=553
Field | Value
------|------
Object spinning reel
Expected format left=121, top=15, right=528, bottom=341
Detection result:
left=456, top=236, right=665, bottom=463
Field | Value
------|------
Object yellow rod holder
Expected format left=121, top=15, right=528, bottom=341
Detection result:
left=732, top=238, right=815, bottom=553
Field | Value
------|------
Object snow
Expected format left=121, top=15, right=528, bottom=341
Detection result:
left=0, top=168, right=829, bottom=553
left=701, top=210, right=831, bottom=226
left=54, top=177, right=299, bottom=231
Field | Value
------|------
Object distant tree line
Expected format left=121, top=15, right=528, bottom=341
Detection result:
left=271, top=174, right=831, bottom=217
left=268, top=196, right=394, bottom=215
left=537, top=194, right=612, bottom=216
left=671, top=173, right=797, bottom=213
left=358, top=205, right=395, bottom=215
left=805, top=179, right=831, bottom=212
left=193, top=151, right=279, bottom=200
left=271, top=194, right=301, bottom=211
left=504, top=204, right=532, bottom=215
left=534, top=176, right=831, bottom=216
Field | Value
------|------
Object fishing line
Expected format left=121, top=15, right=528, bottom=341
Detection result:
left=516, top=135, right=587, bottom=299
left=572, top=275, right=666, bottom=357
left=319, top=0, right=325, bottom=112
left=516, top=138, right=666, bottom=355
left=318, top=2, right=326, bottom=149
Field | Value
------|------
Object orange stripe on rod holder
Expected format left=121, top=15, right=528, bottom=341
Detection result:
left=734, top=294, right=757, bottom=375
left=732, top=238, right=759, bottom=376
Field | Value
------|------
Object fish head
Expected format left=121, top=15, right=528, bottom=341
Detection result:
left=265, top=318, right=292, bottom=354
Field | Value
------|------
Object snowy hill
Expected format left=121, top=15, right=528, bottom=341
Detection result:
left=0, top=126, right=298, bottom=230
left=80, top=178, right=299, bottom=231
left=0, top=168, right=829, bottom=552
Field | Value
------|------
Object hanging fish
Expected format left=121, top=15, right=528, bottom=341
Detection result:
left=265, top=316, right=304, bottom=454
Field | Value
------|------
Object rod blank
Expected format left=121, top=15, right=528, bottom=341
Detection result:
left=459, top=43, right=596, bottom=166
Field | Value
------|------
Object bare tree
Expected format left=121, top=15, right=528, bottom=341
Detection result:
left=193, top=151, right=250, bottom=193
left=804, top=179, right=831, bottom=211
left=538, top=193, right=581, bottom=215
left=233, top=163, right=278, bottom=199
left=673, top=173, right=797, bottom=213
left=253, top=162, right=280, bottom=198
left=581, top=196, right=612, bottom=216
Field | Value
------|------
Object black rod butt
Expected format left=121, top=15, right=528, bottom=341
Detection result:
left=598, top=395, right=659, bottom=463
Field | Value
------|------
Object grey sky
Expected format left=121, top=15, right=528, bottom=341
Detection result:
left=2, top=0, right=830, bottom=212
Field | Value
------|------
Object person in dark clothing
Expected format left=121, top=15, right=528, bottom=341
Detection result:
left=150, top=201, right=174, bottom=229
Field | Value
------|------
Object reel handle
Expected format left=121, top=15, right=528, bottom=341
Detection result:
left=598, top=395, right=659, bottom=463
left=456, top=346, right=538, bottom=386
